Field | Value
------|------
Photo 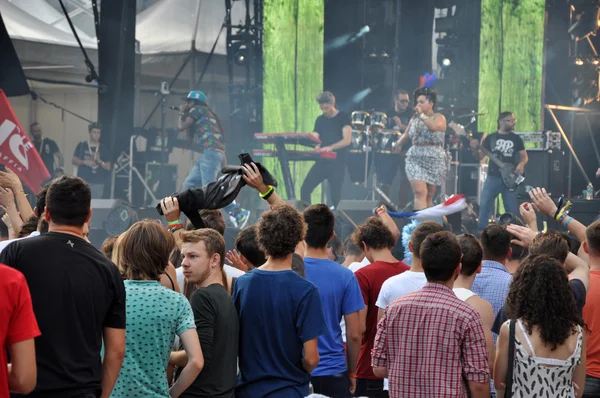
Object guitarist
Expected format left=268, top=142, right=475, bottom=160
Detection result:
left=471, top=111, right=528, bottom=233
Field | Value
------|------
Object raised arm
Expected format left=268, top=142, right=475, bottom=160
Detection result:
left=242, top=163, right=285, bottom=208
left=529, top=187, right=586, bottom=242
left=0, top=168, right=34, bottom=222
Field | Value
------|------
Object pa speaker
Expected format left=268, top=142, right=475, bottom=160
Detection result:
left=90, top=199, right=138, bottom=235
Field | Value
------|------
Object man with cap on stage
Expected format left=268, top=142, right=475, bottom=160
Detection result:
left=178, top=90, right=250, bottom=228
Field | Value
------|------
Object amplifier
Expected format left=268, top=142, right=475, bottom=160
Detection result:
left=519, top=150, right=567, bottom=197
left=459, top=163, right=487, bottom=203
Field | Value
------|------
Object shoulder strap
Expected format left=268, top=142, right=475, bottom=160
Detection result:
left=505, top=319, right=516, bottom=398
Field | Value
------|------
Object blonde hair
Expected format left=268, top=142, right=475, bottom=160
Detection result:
left=111, top=232, right=127, bottom=278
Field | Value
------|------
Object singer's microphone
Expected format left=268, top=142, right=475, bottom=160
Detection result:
left=168, top=105, right=180, bottom=111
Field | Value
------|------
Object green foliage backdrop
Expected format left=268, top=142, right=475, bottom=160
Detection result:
left=263, top=0, right=324, bottom=202
left=478, top=0, right=545, bottom=134
left=478, top=0, right=545, bottom=212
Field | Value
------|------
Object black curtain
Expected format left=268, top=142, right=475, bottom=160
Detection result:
left=97, top=0, right=136, bottom=161
left=0, top=14, right=29, bottom=97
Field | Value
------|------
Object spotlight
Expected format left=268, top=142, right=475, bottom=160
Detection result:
left=437, top=47, right=455, bottom=68
left=231, top=42, right=251, bottom=66
left=576, top=58, right=585, bottom=66
left=351, top=88, right=372, bottom=104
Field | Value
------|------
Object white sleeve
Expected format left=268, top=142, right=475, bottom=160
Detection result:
left=376, top=280, right=390, bottom=309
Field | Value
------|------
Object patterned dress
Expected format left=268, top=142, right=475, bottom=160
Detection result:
left=508, top=320, right=582, bottom=398
left=405, top=117, right=446, bottom=185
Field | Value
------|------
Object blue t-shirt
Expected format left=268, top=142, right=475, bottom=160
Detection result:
left=233, top=269, right=327, bottom=398
left=304, top=258, right=365, bottom=376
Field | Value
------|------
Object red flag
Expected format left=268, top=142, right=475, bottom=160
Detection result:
left=0, top=90, right=50, bottom=193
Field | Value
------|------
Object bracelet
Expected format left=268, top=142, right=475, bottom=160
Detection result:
left=557, top=212, right=569, bottom=223
left=168, top=226, right=183, bottom=233
left=564, top=217, right=573, bottom=229
left=259, top=186, right=274, bottom=199
left=167, top=219, right=183, bottom=226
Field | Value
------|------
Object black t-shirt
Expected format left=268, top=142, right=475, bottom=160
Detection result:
left=492, top=278, right=586, bottom=335
left=386, top=108, right=412, bottom=131
left=313, top=111, right=351, bottom=161
left=181, top=283, right=239, bottom=398
left=73, top=141, right=111, bottom=184
left=482, top=132, right=525, bottom=177
left=1, top=232, right=125, bottom=397
left=34, top=138, right=59, bottom=174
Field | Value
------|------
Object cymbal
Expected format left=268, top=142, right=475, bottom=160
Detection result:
left=455, top=112, right=488, bottom=118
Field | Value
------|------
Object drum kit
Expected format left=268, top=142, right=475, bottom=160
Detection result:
left=348, top=110, right=402, bottom=193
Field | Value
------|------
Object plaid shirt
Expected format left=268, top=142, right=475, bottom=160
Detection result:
left=372, top=282, right=490, bottom=398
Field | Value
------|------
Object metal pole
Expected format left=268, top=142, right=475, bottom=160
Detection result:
left=546, top=105, right=591, bottom=189
left=583, top=114, right=600, bottom=165
left=190, top=0, right=202, bottom=91
left=568, top=113, right=575, bottom=197
left=391, top=0, right=402, bottom=94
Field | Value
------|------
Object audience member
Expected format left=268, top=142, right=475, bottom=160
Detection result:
left=171, top=229, right=239, bottom=397
left=352, top=217, right=409, bottom=397
left=0, top=185, right=49, bottom=254
left=1, top=265, right=40, bottom=396
left=326, top=233, right=343, bottom=263
left=493, top=227, right=590, bottom=336
left=233, top=205, right=326, bottom=397
left=455, top=234, right=495, bottom=372
left=341, top=235, right=364, bottom=268
left=376, top=221, right=444, bottom=317
left=111, top=221, right=203, bottom=397
left=100, top=235, right=118, bottom=259
left=581, top=221, right=600, bottom=397
left=303, top=204, right=365, bottom=397
left=0, top=176, right=126, bottom=397
left=494, top=255, right=586, bottom=397
left=372, top=231, right=490, bottom=397
left=472, top=225, right=513, bottom=321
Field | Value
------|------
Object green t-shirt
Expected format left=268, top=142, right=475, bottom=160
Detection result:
left=111, top=281, right=195, bottom=398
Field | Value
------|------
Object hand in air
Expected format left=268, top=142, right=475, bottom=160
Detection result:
left=506, top=224, right=537, bottom=248
left=528, top=187, right=557, bottom=217
left=160, top=196, right=181, bottom=223
left=0, top=187, right=15, bottom=210
left=519, top=202, right=537, bottom=229
left=242, top=162, right=269, bottom=194
left=0, top=167, right=21, bottom=190
left=226, top=249, right=248, bottom=272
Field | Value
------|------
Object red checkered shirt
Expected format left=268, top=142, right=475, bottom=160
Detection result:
left=372, top=282, right=490, bottom=398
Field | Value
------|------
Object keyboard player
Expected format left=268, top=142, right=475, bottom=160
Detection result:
left=300, top=91, right=352, bottom=207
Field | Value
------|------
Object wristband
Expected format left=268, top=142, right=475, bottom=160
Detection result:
left=167, top=219, right=183, bottom=226
left=564, top=216, right=573, bottom=229
left=168, top=225, right=183, bottom=233
left=557, top=213, right=569, bottom=223
left=259, top=186, right=274, bottom=199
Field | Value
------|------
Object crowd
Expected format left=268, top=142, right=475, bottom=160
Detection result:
left=0, top=159, right=598, bottom=398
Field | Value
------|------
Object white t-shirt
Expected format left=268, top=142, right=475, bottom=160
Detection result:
left=453, top=287, right=478, bottom=302
left=376, top=271, right=428, bottom=309
left=176, top=264, right=245, bottom=291
left=348, top=256, right=370, bottom=273
left=0, top=231, right=40, bottom=254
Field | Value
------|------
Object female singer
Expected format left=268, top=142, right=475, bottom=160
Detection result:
left=395, top=87, right=447, bottom=210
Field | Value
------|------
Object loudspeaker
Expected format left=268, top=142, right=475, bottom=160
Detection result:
left=520, top=150, right=566, bottom=197
left=336, top=200, right=379, bottom=226
left=90, top=199, right=138, bottom=235
left=257, top=200, right=310, bottom=212
left=566, top=199, right=600, bottom=227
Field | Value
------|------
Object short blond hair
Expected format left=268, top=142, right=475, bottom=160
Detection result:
left=316, top=91, right=335, bottom=105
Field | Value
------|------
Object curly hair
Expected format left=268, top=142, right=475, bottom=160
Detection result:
left=353, top=217, right=395, bottom=251
left=257, top=204, right=306, bottom=259
left=505, top=254, right=583, bottom=350
left=413, top=87, right=438, bottom=108
left=529, top=232, right=569, bottom=264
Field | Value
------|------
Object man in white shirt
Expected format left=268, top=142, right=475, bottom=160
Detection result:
left=376, top=221, right=444, bottom=320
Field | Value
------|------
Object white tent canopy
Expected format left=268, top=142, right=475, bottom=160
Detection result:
left=1, top=0, right=97, bottom=47
left=136, top=0, right=248, bottom=56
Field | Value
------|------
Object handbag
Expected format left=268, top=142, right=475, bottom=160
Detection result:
left=504, top=319, right=516, bottom=398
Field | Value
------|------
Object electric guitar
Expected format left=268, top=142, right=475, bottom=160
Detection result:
left=449, top=122, right=525, bottom=191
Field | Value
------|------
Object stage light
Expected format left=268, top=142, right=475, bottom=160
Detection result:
left=231, top=42, right=251, bottom=66
left=351, top=88, right=372, bottom=104
left=325, top=25, right=372, bottom=52
left=569, top=6, right=600, bottom=41
left=437, top=47, right=455, bottom=69
left=576, top=58, right=585, bottom=66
